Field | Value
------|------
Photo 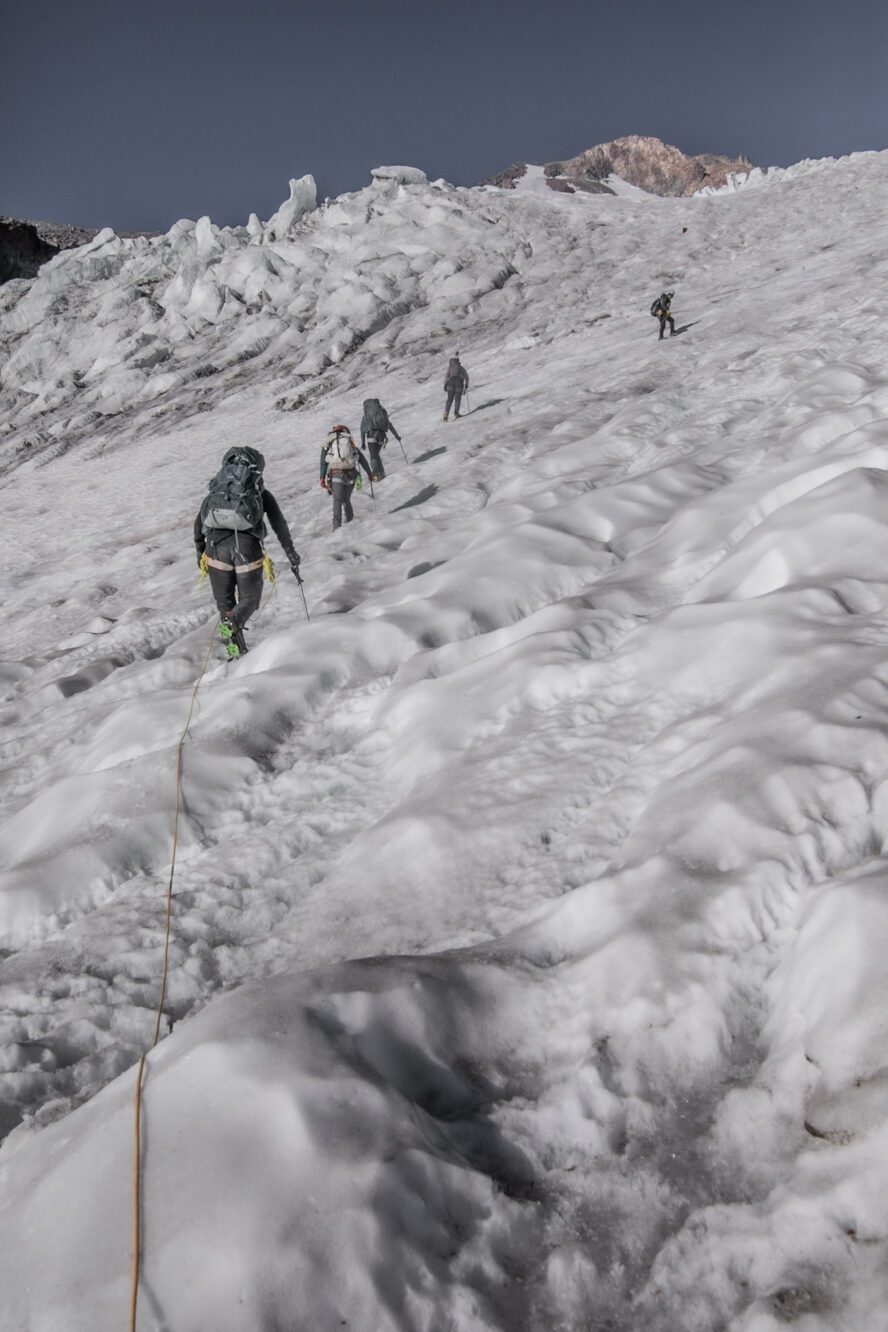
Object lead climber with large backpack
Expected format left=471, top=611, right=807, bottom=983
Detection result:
left=319, top=425, right=373, bottom=530
left=359, top=398, right=402, bottom=480
left=650, top=290, right=676, bottom=340
left=194, top=446, right=301, bottom=658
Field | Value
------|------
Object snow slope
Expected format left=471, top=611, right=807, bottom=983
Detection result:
left=3, top=149, right=888, bottom=1330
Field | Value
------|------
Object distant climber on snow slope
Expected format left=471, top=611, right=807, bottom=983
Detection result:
left=360, top=398, right=401, bottom=480
left=651, top=290, right=676, bottom=340
left=443, top=355, right=469, bottom=420
left=320, top=425, right=373, bottom=530
left=195, top=447, right=301, bottom=658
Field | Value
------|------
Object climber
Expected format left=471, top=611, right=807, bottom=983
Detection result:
left=360, top=398, right=402, bottom=480
left=319, top=425, right=373, bottom=530
left=650, top=291, right=676, bottom=340
left=195, top=447, right=301, bottom=658
left=443, top=355, right=469, bottom=421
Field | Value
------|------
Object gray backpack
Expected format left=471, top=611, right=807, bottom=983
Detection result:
left=201, top=448, right=265, bottom=532
left=363, top=399, right=388, bottom=434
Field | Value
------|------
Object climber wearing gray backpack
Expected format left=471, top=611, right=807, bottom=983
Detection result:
left=319, top=425, right=373, bottom=530
left=443, top=355, right=469, bottom=421
left=194, top=446, right=301, bottom=658
left=359, top=398, right=401, bottom=480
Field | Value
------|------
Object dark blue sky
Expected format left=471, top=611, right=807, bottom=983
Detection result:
left=4, top=0, right=887, bottom=231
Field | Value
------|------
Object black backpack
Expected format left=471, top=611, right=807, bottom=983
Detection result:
left=650, top=298, right=662, bottom=317
left=201, top=447, right=265, bottom=532
left=363, top=398, right=388, bottom=433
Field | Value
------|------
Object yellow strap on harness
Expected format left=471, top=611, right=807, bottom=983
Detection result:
left=263, top=554, right=276, bottom=583
left=198, top=552, right=209, bottom=580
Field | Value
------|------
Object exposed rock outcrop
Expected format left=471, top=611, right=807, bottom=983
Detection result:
left=0, top=220, right=63, bottom=282
left=487, top=135, right=752, bottom=197
left=0, top=217, right=156, bottom=284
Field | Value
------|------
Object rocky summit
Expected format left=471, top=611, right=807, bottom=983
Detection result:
left=487, top=133, right=751, bottom=196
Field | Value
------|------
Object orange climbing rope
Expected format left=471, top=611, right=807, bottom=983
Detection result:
left=129, top=555, right=306, bottom=1327
left=129, top=618, right=217, bottom=1332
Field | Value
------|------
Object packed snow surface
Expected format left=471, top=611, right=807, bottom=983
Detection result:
left=3, top=148, right=888, bottom=1330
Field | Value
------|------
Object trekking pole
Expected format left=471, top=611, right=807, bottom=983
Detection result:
left=368, top=476, right=377, bottom=515
left=397, top=438, right=410, bottom=465
left=464, top=389, right=471, bottom=414
left=296, top=576, right=311, bottom=622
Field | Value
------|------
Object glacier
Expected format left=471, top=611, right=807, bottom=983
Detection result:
left=2, top=151, right=888, bottom=1330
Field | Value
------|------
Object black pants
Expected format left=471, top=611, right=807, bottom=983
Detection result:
left=366, top=433, right=385, bottom=478
left=444, top=386, right=463, bottom=416
left=330, top=471, right=357, bottom=528
left=205, top=530, right=264, bottom=627
left=658, top=313, right=675, bottom=339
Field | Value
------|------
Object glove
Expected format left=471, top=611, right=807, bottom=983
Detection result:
left=320, top=478, right=330, bottom=491
left=290, top=562, right=303, bottom=584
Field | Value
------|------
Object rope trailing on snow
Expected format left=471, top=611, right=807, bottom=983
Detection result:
left=129, top=616, right=218, bottom=1332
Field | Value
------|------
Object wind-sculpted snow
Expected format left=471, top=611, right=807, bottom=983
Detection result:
left=4, top=151, right=888, bottom=1329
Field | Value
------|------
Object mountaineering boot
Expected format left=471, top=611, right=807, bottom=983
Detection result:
left=219, top=616, right=247, bottom=658
left=442, top=412, right=449, bottom=422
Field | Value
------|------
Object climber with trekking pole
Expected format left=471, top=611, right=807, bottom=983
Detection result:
left=443, top=354, right=469, bottom=420
left=360, top=397, right=406, bottom=477
left=194, top=447, right=303, bottom=658
left=319, top=424, right=374, bottom=530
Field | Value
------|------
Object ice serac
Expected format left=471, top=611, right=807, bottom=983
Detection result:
left=370, top=164, right=429, bottom=186
left=261, top=174, right=318, bottom=242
